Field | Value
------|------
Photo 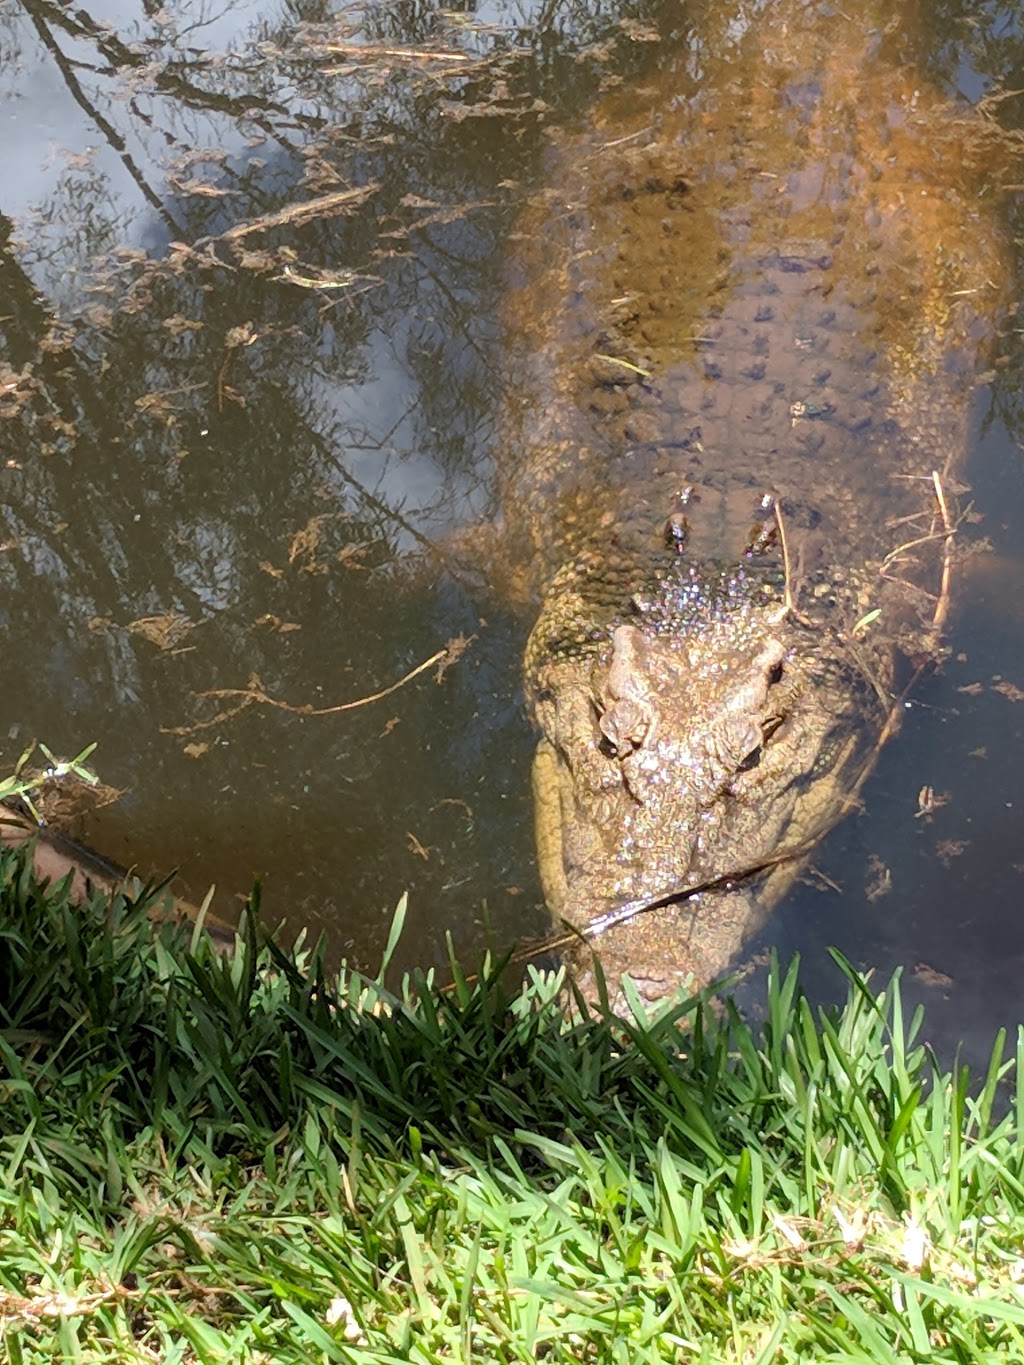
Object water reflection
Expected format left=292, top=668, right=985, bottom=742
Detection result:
left=0, top=0, right=1023, bottom=1070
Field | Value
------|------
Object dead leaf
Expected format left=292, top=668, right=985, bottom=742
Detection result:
left=435, top=634, right=475, bottom=682
left=337, top=544, right=371, bottom=570
left=288, top=513, right=332, bottom=571
left=913, top=962, right=954, bottom=989
left=935, top=838, right=968, bottom=867
left=224, top=323, right=257, bottom=348
left=865, top=854, right=892, bottom=902
left=407, top=832, right=430, bottom=860
left=127, top=613, right=194, bottom=651
left=162, top=315, right=203, bottom=336
left=915, top=786, right=949, bottom=819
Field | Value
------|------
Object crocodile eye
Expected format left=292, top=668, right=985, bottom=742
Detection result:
left=768, top=660, right=784, bottom=687
left=737, top=745, right=762, bottom=773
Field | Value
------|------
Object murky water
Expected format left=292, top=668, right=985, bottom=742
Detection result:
left=1, top=0, right=1023, bottom=1068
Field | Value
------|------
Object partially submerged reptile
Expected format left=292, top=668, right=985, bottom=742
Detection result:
left=0, top=4, right=1014, bottom=996
left=501, top=0, right=1015, bottom=1001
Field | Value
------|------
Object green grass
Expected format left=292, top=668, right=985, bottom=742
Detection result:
left=1, top=843, right=1023, bottom=1362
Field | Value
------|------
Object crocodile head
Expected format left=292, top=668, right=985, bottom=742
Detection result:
left=528, top=555, right=870, bottom=993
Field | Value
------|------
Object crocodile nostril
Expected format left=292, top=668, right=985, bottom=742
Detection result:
left=664, top=511, right=689, bottom=552
left=598, top=734, right=619, bottom=760
left=762, top=714, right=785, bottom=743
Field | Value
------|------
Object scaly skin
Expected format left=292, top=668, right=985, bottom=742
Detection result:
left=501, top=0, right=1014, bottom=1003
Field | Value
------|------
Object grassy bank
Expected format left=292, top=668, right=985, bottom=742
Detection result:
left=1, top=846, right=1023, bottom=1362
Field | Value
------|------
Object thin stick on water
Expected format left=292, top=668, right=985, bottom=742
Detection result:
left=165, top=638, right=471, bottom=737
left=773, top=497, right=796, bottom=617
left=772, top=498, right=819, bottom=628
left=930, top=468, right=955, bottom=634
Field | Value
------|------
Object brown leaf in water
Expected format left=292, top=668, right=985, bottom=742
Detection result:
left=915, top=786, right=949, bottom=819
left=935, top=838, right=969, bottom=867
left=407, top=832, right=430, bottom=861
left=617, top=17, right=661, bottom=41
left=225, top=323, right=257, bottom=349
left=337, top=544, right=371, bottom=570
left=32, top=775, right=123, bottom=827
left=240, top=248, right=281, bottom=273
left=992, top=679, right=1024, bottom=702
left=435, top=634, right=475, bottom=682
left=170, top=178, right=237, bottom=199
left=127, top=613, right=194, bottom=651
left=162, top=315, right=203, bottom=336
left=865, top=854, right=892, bottom=902
left=183, top=742, right=209, bottom=759
left=252, top=614, right=301, bottom=633
left=288, top=514, right=333, bottom=571
left=913, top=962, right=954, bottom=990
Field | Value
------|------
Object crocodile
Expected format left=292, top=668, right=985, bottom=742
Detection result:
left=500, top=0, right=1015, bottom=1003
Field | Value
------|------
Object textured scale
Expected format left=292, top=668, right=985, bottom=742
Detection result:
left=500, top=0, right=1015, bottom=1004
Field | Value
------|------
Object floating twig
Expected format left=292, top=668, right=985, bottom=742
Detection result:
left=198, top=183, right=379, bottom=247
left=930, top=468, right=955, bottom=635
left=323, top=42, right=472, bottom=63
left=165, top=638, right=471, bottom=737
left=772, top=498, right=818, bottom=628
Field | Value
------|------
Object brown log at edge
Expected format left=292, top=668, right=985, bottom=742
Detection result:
left=0, top=802, right=239, bottom=950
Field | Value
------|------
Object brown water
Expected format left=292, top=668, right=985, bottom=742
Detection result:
left=1, top=0, right=1023, bottom=1068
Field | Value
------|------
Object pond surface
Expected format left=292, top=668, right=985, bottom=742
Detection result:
left=1, top=0, right=1023, bottom=1071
